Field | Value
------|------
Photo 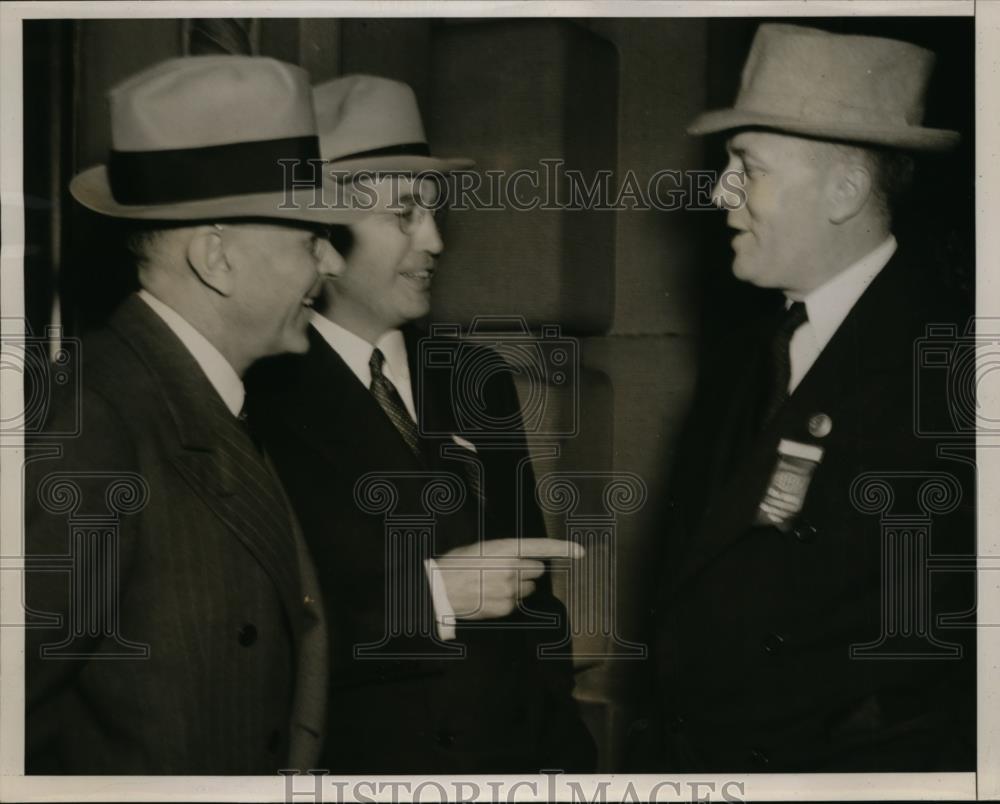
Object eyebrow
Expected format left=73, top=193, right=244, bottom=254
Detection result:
left=726, top=144, right=769, bottom=168
left=383, top=192, right=417, bottom=213
left=397, top=190, right=441, bottom=211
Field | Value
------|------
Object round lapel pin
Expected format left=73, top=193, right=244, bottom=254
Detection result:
left=808, top=413, right=833, bottom=438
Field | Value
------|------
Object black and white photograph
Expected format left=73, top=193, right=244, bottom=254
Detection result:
left=0, top=1, right=995, bottom=801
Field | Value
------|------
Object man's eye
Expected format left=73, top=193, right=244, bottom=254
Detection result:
left=393, top=204, right=427, bottom=235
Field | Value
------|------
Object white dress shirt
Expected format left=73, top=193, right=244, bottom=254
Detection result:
left=310, top=312, right=458, bottom=640
left=137, top=289, right=244, bottom=416
left=309, top=314, right=417, bottom=420
left=785, top=235, right=897, bottom=393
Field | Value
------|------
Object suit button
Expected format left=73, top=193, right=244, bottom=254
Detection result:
left=669, top=714, right=685, bottom=733
left=792, top=522, right=818, bottom=543
left=437, top=729, right=455, bottom=748
left=237, top=623, right=258, bottom=647
left=762, top=632, right=785, bottom=655
left=749, top=748, right=770, bottom=767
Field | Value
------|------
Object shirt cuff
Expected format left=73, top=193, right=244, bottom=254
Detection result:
left=424, top=558, right=457, bottom=641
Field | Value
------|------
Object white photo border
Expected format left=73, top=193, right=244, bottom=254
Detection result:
left=0, top=1, right=992, bottom=801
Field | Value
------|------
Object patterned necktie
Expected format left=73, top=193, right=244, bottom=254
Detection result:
left=761, top=301, right=808, bottom=426
left=369, top=347, right=422, bottom=460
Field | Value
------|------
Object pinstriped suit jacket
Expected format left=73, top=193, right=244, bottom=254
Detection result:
left=25, top=295, right=328, bottom=774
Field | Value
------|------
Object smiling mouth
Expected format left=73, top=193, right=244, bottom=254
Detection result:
left=301, top=279, right=324, bottom=309
left=401, top=269, right=434, bottom=288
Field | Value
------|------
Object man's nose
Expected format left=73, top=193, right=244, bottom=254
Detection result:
left=314, top=237, right=343, bottom=278
left=415, top=213, right=444, bottom=256
left=710, top=178, right=726, bottom=210
left=712, top=160, right=744, bottom=211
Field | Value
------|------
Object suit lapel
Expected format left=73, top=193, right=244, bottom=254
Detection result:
left=406, top=326, right=447, bottom=465
left=403, top=326, right=471, bottom=472
left=300, top=325, right=425, bottom=469
left=673, top=250, right=914, bottom=589
left=109, top=295, right=304, bottom=624
left=402, top=327, right=489, bottom=551
left=292, top=324, right=473, bottom=547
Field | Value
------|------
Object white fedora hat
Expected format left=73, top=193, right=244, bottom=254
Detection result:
left=69, top=56, right=360, bottom=223
left=313, top=74, right=474, bottom=175
left=688, top=24, right=960, bottom=151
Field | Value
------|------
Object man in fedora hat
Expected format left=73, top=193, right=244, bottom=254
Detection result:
left=25, top=55, right=360, bottom=774
left=246, top=74, right=596, bottom=773
left=640, top=24, right=975, bottom=771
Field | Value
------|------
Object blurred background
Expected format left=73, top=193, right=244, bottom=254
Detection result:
left=21, top=15, right=974, bottom=769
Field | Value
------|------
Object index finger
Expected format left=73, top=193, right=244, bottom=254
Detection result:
left=485, top=538, right=584, bottom=560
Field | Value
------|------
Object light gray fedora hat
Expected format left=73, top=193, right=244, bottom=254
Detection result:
left=313, top=74, right=474, bottom=175
left=688, top=24, right=960, bottom=151
left=70, top=56, right=361, bottom=223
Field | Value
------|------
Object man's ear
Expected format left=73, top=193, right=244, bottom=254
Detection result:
left=828, top=162, right=874, bottom=224
left=186, top=225, right=234, bottom=296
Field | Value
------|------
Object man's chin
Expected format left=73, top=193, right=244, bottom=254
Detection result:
left=399, top=300, right=431, bottom=324
left=731, top=257, right=751, bottom=282
left=731, top=258, right=769, bottom=288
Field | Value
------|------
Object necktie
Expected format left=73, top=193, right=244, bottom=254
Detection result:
left=760, top=301, right=808, bottom=426
left=369, top=347, right=422, bottom=460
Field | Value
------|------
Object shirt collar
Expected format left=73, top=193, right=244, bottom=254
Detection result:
left=137, top=289, right=245, bottom=417
left=310, top=312, right=409, bottom=388
left=789, top=235, right=897, bottom=347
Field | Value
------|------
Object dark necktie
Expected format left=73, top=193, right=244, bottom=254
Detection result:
left=369, top=347, right=422, bottom=460
left=761, top=301, right=808, bottom=426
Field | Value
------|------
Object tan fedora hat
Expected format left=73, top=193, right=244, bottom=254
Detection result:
left=69, top=56, right=360, bottom=223
left=313, top=75, right=474, bottom=175
left=688, top=24, right=960, bottom=151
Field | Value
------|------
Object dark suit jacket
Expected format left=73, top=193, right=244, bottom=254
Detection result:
left=25, top=295, right=328, bottom=774
left=247, top=324, right=595, bottom=773
left=643, top=247, right=975, bottom=772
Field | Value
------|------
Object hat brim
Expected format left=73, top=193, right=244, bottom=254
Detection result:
left=323, top=155, right=475, bottom=178
left=687, top=108, right=960, bottom=152
left=69, top=165, right=364, bottom=224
